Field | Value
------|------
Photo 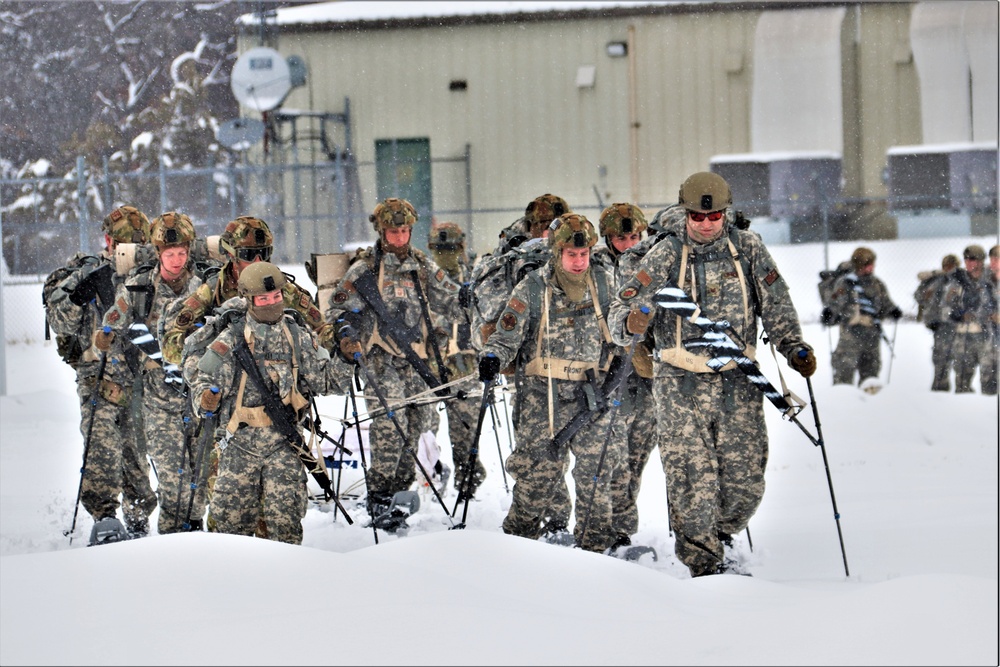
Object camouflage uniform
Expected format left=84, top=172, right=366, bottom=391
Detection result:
left=594, top=203, right=660, bottom=548
left=980, top=246, right=999, bottom=396
left=940, top=246, right=993, bottom=393
left=828, top=251, right=900, bottom=387
left=158, top=216, right=334, bottom=531
left=189, top=264, right=352, bottom=545
left=102, top=212, right=205, bottom=534
left=326, top=199, right=465, bottom=519
left=607, top=175, right=810, bottom=577
left=428, top=222, right=486, bottom=499
left=44, top=206, right=157, bottom=535
left=482, top=214, right=626, bottom=553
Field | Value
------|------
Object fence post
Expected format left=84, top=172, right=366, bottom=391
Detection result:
left=76, top=156, right=88, bottom=254
left=158, top=155, right=168, bottom=214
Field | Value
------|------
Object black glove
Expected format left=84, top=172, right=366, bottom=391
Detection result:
left=458, top=283, right=473, bottom=309
left=820, top=307, right=838, bottom=327
left=888, top=306, right=903, bottom=320
left=949, top=309, right=965, bottom=323
left=928, top=322, right=940, bottom=332
left=478, top=354, right=501, bottom=383
left=68, top=263, right=114, bottom=308
left=789, top=348, right=817, bottom=378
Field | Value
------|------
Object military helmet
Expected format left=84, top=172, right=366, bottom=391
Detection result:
left=524, top=194, right=569, bottom=234
left=369, top=198, right=417, bottom=232
left=102, top=205, right=151, bottom=244
left=549, top=213, right=598, bottom=252
left=428, top=221, right=465, bottom=251
left=963, top=244, right=986, bottom=261
left=220, top=216, right=273, bottom=263
left=678, top=172, right=732, bottom=213
left=237, top=261, right=287, bottom=298
left=942, top=254, right=960, bottom=271
left=599, top=203, right=648, bottom=237
left=851, top=246, right=876, bottom=270
left=150, top=211, right=196, bottom=249
left=990, top=245, right=1000, bottom=260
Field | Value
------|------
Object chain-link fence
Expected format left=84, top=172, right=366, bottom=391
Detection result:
left=3, top=155, right=998, bottom=344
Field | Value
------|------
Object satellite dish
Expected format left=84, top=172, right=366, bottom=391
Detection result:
left=230, top=46, right=292, bottom=112
left=217, top=117, right=266, bottom=151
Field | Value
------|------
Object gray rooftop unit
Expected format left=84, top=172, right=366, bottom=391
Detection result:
left=710, top=153, right=842, bottom=219
left=886, top=144, right=998, bottom=212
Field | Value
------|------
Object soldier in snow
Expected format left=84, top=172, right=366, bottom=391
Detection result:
left=607, top=172, right=814, bottom=577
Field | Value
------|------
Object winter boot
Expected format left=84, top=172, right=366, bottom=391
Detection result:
left=89, top=516, right=128, bottom=546
left=371, top=491, right=420, bottom=535
left=125, top=517, right=148, bottom=540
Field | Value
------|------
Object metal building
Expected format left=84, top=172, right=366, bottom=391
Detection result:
left=236, top=1, right=998, bottom=255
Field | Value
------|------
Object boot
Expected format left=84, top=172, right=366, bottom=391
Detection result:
left=89, top=516, right=128, bottom=546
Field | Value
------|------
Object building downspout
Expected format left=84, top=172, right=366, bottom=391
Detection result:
left=627, top=24, right=640, bottom=205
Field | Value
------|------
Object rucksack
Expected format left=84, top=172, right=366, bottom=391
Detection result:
left=467, top=237, right=550, bottom=350
left=817, top=261, right=852, bottom=325
left=913, top=270, right=950, bottom=328
left=42, top=255, right=101, bottom=365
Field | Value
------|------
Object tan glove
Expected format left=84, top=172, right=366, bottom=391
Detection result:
left=93, top=327, right=115, bottom=352
left=626, top=307, right=652, bottom=336
left=339, top=337, right=363, bottom=361
left=200, top=387, right=221, bottom=413
left=789, top=348, right=817, bottom=378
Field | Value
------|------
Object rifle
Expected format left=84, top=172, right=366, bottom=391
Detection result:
left=546, top=354, right=630, bottom=460
left=351, top=267, right=448, bottom=397
left=230, top=337, right=354, bottom=524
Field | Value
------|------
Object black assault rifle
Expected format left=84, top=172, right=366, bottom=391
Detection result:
left=546, top=354, right=630, bottom=460
left=231, top=337, right=354, bottom=524
left=351, top=268, right=449, bottom=397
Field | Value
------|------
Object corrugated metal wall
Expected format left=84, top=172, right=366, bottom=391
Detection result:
left=247, top=2, right=926, bottom=255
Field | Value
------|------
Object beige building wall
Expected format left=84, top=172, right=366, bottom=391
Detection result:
left=239, top=2, right=961, bottom=255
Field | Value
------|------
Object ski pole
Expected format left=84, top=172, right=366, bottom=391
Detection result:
left=65, top=344, right=109, bottom=544
left=346, top=366, right=379, bottom=544
left=353, top=352, right=457, bottom=528
left=486, top=385, right=510, bottom=493
left=885, top=318, right=899, bottom=384
left=171, top=407, right=197, bottom=531
left=183, top=388, right=220, bottom=530
left=578, top=324, right=642, bottom=550
left=451, top=379, right=493, bottom=525
left=804, top=370, right=850, bottom=577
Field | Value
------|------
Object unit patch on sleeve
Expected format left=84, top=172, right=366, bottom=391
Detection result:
left=764, top=269, right=779, bottom=286
left=332, top=290, right=349, bottom=304
left=500, top=312, right=518, bottom=330
left=508, top=298, right=527, bottom=314
left=620, top=286, right=638, bottom=300
left=636, top=270, right=652, bottom=286
left=209, top=340, right=230, bottom=355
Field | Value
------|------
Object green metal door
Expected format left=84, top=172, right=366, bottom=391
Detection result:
left=375, top=138, right=433, bottom=252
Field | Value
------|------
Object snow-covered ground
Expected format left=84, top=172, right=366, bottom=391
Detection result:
left=1, top=235, right=997, bottom=665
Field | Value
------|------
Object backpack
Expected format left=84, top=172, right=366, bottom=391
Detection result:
left=913, top=270, right=950, bottom=328
left=817, top=261, right=852, bottom=325
left=467, top=237, right=550, bottom=350
left=42, top=255, right=101, bottom=365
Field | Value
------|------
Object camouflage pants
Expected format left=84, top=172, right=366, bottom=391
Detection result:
left=979, top=334, right=999, bottom=395
left=652, top=371, right=767, bottom=577
left=952, top=331, right=986, bottom=393
left=366, top=353, right=436, bottom=506
left=211, top=426, right=308, bottom=545
left=609, top=375, right=658, bottom=541
left=76, top=370, right=156, bottom=528
left=832, top=324, right=882, bottom=385
left=145, top=394, right=207, bottom=534
left=930, top=325, right=957, bottom=391
left=444, top=374, right=488, bottom=498
left=503, top=377, right=626, bottom=553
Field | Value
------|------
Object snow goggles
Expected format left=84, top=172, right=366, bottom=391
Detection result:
left=688, top=210, right=725, bottom=222
left=236, top=246, right=272, bottom=262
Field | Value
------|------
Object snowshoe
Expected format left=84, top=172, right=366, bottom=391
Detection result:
left=860, top=377, right=882, bottom=395
left=607, top=544, right=658, bottom=562
left=539, top=529, right=575, bottom=547
left=89, top=517, right=128, bottom=546
left=370, top=491, right=420, bottom=535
